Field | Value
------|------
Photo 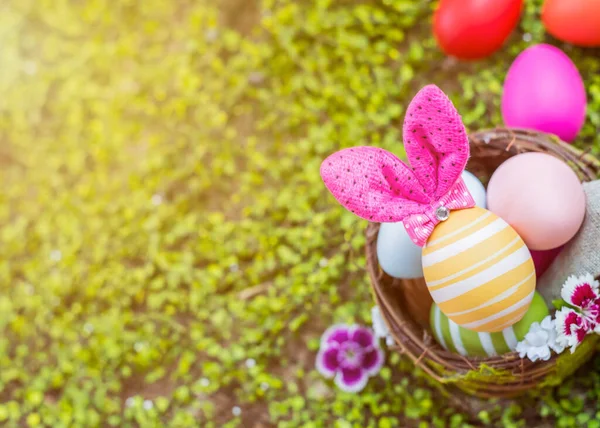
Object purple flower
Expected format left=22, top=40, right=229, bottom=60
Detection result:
left=315, top=324, right=384, bottom=393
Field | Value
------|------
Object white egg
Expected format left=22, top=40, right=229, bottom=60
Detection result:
left=376, top=171, right=487, bottom=279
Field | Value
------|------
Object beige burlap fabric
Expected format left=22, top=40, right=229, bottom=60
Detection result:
left=538, top=180, right=600, bottom=306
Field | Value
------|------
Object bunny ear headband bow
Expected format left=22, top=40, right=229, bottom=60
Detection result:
left=320, top=85, right=475, bottom=247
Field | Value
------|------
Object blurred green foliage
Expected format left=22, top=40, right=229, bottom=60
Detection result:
left=0, top=0, right=600, bottom=426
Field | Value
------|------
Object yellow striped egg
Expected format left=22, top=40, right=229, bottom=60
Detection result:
left=422, top=206, right=536, bottom=333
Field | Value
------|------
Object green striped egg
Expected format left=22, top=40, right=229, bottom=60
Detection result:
left=430, top=291, right=549, bottom=357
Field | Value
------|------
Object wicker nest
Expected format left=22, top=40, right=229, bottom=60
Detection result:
left=367, top=128, right=600, bottom=398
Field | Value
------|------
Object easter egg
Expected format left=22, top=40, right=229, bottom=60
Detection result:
left=433, top=0, right=522, bottom=60
left=378, top=172, right=487, bottom=279
left=461, top=171, right=487, bottom=209
left=530, top=246, right=563, bottom=278
left=487, top=153, right=585, bottom=250
left=422, top=206, right=536, bottom=333
left=542, top=0, right=600, bottom=47
left=377, top=222, right=424, bottom=278
left=501, top=44, right=586, bottom=142
left=430, top=292, right=549, bottom=357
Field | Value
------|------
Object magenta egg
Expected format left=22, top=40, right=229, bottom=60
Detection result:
left=501, top=44, right=586, bottom=143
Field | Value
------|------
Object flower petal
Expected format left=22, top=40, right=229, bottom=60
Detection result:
left=554, top=307, right=590, bottom=354
left=528, top=322, right=543, bottom=335
left=561, top=274, right=600, bottom=309
left=351, top=326, right=376, bottom=348
left=529, top=346, right=551, bottom=362
left=549, top=339, right=566, bottom=355
left=516, top=318, right=555, bottom=362
left=321, top=324, right=351, bottom=347
left=524, top=329, right=549, bottom=347
left=334, top=367, right=368, bottom=393
left=525, top=347, right=539, bottom=362
left=516, top=341, right=527, bottom=359
left=371, top=306, right=390, bottom=339
left=582, top=273, right=599, bottom=292
left=362, top=348, right=384, bottom=376
left=569, top=333, right=585, bottom=354
left=540, top=315, right=554, bottom=331
left=541, top=316, right=566, bottom=354
left=555, top=308, right=582, bottom=337
left=315, top=347, right=339, bottom=378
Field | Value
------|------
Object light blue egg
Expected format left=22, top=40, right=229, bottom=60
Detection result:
left=377, top=222, right=424, bottom=278
left=376, top=171, right=487, bottom=279
left=462, top=170, right=487, bottom=209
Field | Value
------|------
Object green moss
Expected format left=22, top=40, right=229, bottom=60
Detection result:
left=422, top=361, right=519, bottom=397
left=422, top=335, right=599, bottom=398
left=0, top=0, right=600, bottom=426
left=541, top=335, right=600, bottom=388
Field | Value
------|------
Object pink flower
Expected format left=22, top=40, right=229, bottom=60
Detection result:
left=555, top=273, right=600, bottom=352
left=561, top=273, right=600, bottom=324
left=315, top=324, right=384, bottom=393
left=555, top=308, right=589, bottom=353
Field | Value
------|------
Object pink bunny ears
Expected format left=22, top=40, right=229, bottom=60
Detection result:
left=320, top=85, right=475, bottom=247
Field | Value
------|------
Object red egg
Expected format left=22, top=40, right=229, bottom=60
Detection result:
left=542, top=0, right=600, bottom=47
left=530, top=246, right=563, bottom=278
left=433, top=0, right=523, bottom=60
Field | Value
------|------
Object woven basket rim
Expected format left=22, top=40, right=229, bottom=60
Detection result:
left=367, top=128, right=600, bottom=397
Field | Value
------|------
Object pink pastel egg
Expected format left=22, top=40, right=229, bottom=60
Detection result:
left=487, top=153, right=585, bottom=250
left=501, top=44, right=586, bottom=143
left=530, top=246, right=563, bottom=278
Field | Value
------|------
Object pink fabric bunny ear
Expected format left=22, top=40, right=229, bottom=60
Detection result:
left=320, top=85, right=475, bottom=247
left=403, top=85, right=470, bottom=199
left=320, top=146, right=430, bottom=223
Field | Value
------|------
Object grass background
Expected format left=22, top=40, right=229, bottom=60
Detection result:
left=1, top=0, right=600, bottom=426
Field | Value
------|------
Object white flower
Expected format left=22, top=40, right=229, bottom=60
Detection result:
left=515, top=321, right=552, bottom=362
left=517, top=316, right=570, bottom=362
left=371, top=306, right=394, bottom=346
left=540, top=316, right=565, bottom=354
